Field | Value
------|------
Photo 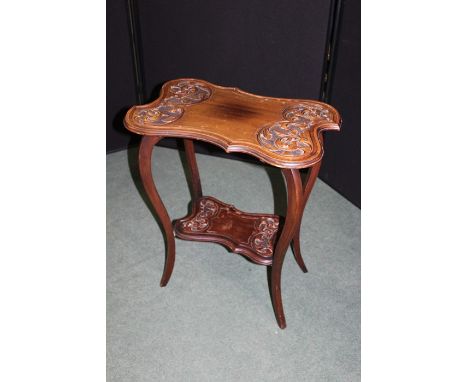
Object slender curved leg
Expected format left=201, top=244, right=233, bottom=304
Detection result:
left=270, top=169, right=303, bottom=329
left=183, top=139, right=202, bottom=209
left=139, top=135, right=175, bottom=287
left=291, top=160, right=322, bottom=273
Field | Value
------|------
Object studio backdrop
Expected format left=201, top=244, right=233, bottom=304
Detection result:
left=107, top=0, right=360, bottom=207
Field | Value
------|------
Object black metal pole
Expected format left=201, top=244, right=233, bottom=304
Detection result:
left=319, top=0, right=343, bottom=103
left=127, top=0, right=145, bottom=104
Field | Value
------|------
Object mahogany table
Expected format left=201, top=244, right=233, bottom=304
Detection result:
left=124, top=79, right=341, bottom=329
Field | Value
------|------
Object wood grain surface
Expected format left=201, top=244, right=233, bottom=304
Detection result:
left=124, top=78, right=341, bottom=169
left=174, top=196, right=280, bottom=266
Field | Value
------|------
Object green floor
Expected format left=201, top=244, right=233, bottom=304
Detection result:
left=107, top=146, right=360, bottom=381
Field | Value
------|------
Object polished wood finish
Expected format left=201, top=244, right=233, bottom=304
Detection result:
left=183, top=138, right=202, bottom=205
left=126, top=79, right=341, bottom=328
left=291, top=160, right=322, bottom=273
left=175, top=196, right=280, bottom=266
left=124, top=79, right=341, bottom=169
left=270, top=169, right=303, bottom=328
left=138, top=135, right=175, bottom=287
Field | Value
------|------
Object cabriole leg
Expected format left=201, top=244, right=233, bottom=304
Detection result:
left=291, top=160, right=322, bottom=273
left=139, top=135, right=175, bottom=287
left=270, top=169, right=303, bottom=329
left=183, top=139, right=202, bottom=208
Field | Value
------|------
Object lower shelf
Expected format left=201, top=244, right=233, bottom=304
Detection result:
left=173, top=196, right=280, bottom=265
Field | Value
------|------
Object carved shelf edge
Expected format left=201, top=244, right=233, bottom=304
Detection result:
left=173, top=196, right=280, bottom=266
left=124, top=78, right=341, bottom=169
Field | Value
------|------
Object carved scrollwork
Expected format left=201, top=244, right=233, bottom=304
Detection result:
left=134, top=80, right=212, bottom=125
left=282, top=104, right=332, bottom=123
left=167, top=80, right=212, bottom=104
left=249, top=217, right=280, bottom=256
left=181, top=199, right=219, bottom=232
left=257, top=103, right=332, bottom=157
left=258, top=121, right=312, bottom=157
left=133, top=104, right=183, bottom=125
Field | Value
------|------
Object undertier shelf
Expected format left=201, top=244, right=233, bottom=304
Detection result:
left=173, top=196, right=280, bottom=265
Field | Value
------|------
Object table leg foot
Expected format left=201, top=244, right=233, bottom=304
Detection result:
left=291, top=234, right=308, bottom=273
left=139, top=135, right=176, bottom=287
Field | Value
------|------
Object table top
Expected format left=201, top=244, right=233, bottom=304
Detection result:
left=124, top=79, right=341, bottom=169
